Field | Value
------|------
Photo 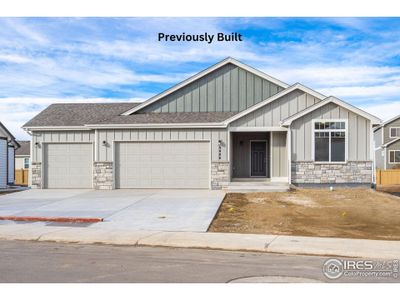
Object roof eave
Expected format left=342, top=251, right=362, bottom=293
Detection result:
left=85, top=123, right=228, bottom=129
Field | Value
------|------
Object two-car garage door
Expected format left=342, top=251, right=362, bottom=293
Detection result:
left=115, top=142, right=210, bottom=189
left=43, top=141, right=210, bottom=189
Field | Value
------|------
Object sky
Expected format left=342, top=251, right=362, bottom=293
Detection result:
left=0, top=17, right=400, bottom=139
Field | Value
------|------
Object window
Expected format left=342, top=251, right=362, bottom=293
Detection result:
left=389, top=150, right=400, bottom=164
left=390, top=127, right=400, bottom=138
left=24, top=157, right=29, bottom=169
left=314, top=121, right=346, bottom=162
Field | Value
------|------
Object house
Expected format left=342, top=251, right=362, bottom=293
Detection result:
left=0, top=121, right=20, bottom=188
left=15, top=140, right=30, bottom=185
left=374, top=115, right=400, bottom=169
left=22, top=57, right=381, bottom=190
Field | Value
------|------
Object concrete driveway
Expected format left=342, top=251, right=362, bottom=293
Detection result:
left=0, top=189, right=225, bottom=232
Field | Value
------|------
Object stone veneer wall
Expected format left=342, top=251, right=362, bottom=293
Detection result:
left=31, top=162, right=42, bottom=189
left=291, top=161, right=372, bottom=184
left=93, top=162, right=114, bottom=190
left=211, top=162, right=230, bottom=190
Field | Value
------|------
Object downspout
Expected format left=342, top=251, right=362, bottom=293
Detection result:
left=370, top=123, right=375, bottom=186
left=287, top=125, right=292, bottom=185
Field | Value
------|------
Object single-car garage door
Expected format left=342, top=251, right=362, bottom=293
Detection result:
left=115, top=142, right=210, bottom=189
left=44, top=143, right=92, bottom=188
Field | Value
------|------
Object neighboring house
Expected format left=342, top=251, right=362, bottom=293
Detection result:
left=23, top=57, right=381, bottom=190
left=0, top=122, right=20, bottom=188
left=374, top=115, right=400, bottom=170
left=15, top=140, right=30, bottom=186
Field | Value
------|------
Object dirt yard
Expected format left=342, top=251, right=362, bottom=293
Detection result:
left=209, top=188, right=400, bottom=240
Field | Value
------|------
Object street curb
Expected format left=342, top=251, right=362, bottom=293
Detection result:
left=0, top=216, right=103, bottom=223
left=0, top=224, right=399, bottom=259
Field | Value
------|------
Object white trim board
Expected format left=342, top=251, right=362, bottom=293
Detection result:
left=223, top=83, right=326, bottom=125
left=381, top=137, right=400, bottom=148
left=281, top=96, right=381, bottom=126
left=121, top=57, right=290, bottom=116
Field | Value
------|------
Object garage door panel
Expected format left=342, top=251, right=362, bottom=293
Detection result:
left=45, top=143, right=92, bottom=188
left=116, top=142, right=210, bottom=189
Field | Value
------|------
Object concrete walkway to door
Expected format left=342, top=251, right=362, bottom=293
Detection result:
left=0, top=189, right=225, bottom=232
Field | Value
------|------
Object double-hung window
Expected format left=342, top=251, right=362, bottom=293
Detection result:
left=24, top=157, right=29, bottom=169
left=389, top=150, right=400, bottom=164
left=314, top=121, right=346, bottom=162
left=390, top=127, right=400, bottom=138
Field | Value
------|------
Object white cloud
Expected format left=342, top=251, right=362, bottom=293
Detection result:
left=360, top=101, right=400, bottom=121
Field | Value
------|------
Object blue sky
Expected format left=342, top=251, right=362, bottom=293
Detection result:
left=1, top=17, right=400, bottom=139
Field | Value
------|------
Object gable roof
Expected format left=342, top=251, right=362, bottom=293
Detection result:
left=223, top=83, right=326, bottom=125
left=121, top=57, right=290, bottom=116
left=280, top=96, right=382, bottom=126
left=374, top=114, right=400, bottom=131
left=0, top=121, right=19, bottom=148
left=15, top=141, right=30, bottom=156
left=381, top=137, right=400, bottom=148
left=23, top=102, right=141, bottom=128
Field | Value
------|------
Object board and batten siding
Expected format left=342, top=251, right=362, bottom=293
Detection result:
left=0, top=139, right=7, bottom=188
left=230, top=90, right=321, bottom=127
left=141, top=63, right=284, bottom=113
left=31, top=131, right=95, bottom=162
left=271, top=131, right=287, bottom=177
left=291, top=102, right=371, bottom=161
left=96, top=128, right=228, bottom=162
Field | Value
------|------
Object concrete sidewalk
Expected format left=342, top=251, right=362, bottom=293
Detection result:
left=0, top=223, right=399, bottom=259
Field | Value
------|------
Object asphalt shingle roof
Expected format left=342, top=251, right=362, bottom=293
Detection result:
left=23, top=102, right=141, bottom=127
left=94, top=112, right=237, bottom=125
left=15, top=141, right=30, bottom=156
left=23, top=102, right=237, bottom=127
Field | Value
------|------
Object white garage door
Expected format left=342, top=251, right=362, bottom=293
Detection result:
left=44, top=143, right=92, bottom=188
left=115, top=142, right=210, bottom=189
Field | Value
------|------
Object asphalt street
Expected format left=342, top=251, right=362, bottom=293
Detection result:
left=0, top=240, right=398, bottom=283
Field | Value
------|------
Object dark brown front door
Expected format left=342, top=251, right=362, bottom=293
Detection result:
left=251, top=141, right=267, bottom=177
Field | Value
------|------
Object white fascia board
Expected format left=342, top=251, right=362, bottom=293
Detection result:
left=379, top=114, right=400, bottom=128
left=22, top=126, right=92, bottom=131
left=85, top=123, right=227, bottom=129
left=121, top=57, right=290, bottom=116
left=381, top=137, right=400, bottom=148
left=224, top=83, right=325, bottom=126
left=281, top=96, right=382, bottom=126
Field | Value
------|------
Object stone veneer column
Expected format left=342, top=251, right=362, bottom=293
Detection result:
left=93, top=162, right=114, bottom=190
left=211, top=162, right=230, bottom=190
left=291, top=161, right=372, bottom=184
left=31, top=162, right=42, bottom=189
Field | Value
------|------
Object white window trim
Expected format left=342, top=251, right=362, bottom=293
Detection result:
left=311, top=119, right=348, bottom=164
left=389, top=127, right=400, bottom=138
left=23, top=157, right=29, bottom=169
left=388, top=150, right=400, bottom=164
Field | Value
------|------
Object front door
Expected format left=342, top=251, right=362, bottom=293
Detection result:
left=251, top=141, right=267, bottom=177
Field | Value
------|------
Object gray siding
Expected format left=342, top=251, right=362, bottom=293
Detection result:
left=271, top=131, right=287, bottom=177
left=291, top=103, right=371, bottom=161
left=386, top=140, right=400, bottom=169
left=141, top=63, right=284, bottom=113
left=230, top=90, right=321, bottom=127
left=374, top=127, right=383, bottom=148
left=383, top=118, right=400, bottom=144
left=96, top=128, right=228, bottom=162
left=375, top=148, right=384, bottom=169
left=31, top=131, right=95, bottom=162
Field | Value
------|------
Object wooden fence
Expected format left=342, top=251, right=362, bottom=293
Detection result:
left=15, top=169, right=29, bottom=186
left=376, top=169, right=400, bottom=186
